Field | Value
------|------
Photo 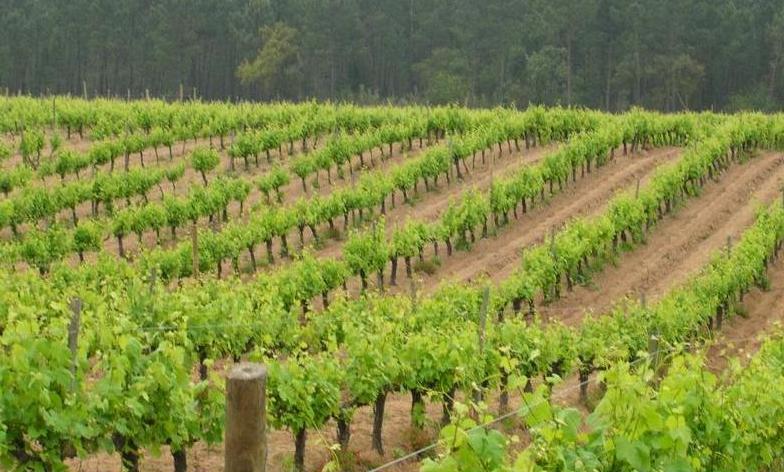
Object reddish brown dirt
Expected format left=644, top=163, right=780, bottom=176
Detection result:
left=705, top=249, right=784, bottom=372
left=55, top=151, right=784, bottom=472
left=543, top=152, right=784, bottom=326
left=65, top=381, right=554, bottom=472
left=2, top=138, right=432, bottom=255
left=406, top=147, right=683, bottom=295
left=313, top=144, right=557, bottom=261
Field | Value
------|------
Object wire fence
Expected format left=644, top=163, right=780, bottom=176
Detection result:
left=366, top=332, right=767, bottom=472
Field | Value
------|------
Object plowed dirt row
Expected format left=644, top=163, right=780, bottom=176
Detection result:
left=706, top=249, right=784, bottom=371
left=312, top=144, right=556, bottom=261
left=64, top=148, right=681, bottom=472
left=544, top=152, right=784, bottom=326
left=67, top=152, right=784, bottom=472
left=104, top=139, right=429, bottom=255
left=410, top=147, right=683, bottom=295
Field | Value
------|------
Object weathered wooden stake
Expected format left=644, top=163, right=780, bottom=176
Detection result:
left=648, top=333, right=658, bottom=362
left=477, top=286, right=490, bottom=352
left=409, top=279, right=418, bottom=310
left=147, top=267, right=157, bottom=294
left=68, top=298, right=82, bottom=390
left=635, top=178, right=641, bottom=198
left=726, top=235, right=732, bottom=259
left=192, top=222, right=200, bottom=276
left=82, top=81, right=87, bottom=100
left=225, top=363, right=267, bottom=472
left=473, top=287, right=490, bottom=405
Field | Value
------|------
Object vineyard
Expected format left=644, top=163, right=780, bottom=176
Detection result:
left=2, top=96, right=784, bottom=472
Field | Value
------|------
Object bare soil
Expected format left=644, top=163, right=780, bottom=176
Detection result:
left=414, top=147, right=683, bottom=294
left=705, top=244, right=784, bottom=372
left=57, top=150, right=784, bottom=472
left=543, top=152, right=784, bottom=326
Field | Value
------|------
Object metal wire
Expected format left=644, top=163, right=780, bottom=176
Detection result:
left=366, top=332, right=766, bottom=472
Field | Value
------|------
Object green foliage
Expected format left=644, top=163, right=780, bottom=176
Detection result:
left=236, top=22, right=302, bottom=97
left=343, top=219, right=389, bottom=283
left=414, top=48, right=472, bottom=104
left=190, top=147, right=220, bottom=185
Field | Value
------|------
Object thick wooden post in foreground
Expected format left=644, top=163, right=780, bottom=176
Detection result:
left=226, top=363, right=267, bottom=472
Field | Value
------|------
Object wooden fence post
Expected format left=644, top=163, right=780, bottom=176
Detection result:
left=68, top=297, right=82, bottom=390
left=191, top=222, right=199, bottom=276
left=225, top=363, right=267, bottom=472
left=648, top=328, right=661, bottom=386
left=473, top=286, right=490, bottom=406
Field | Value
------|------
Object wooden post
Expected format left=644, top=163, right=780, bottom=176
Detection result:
left=550, top=227, right=560, bottom=298
left=225, top=363, right=267, bottom=472
left=148, top=267, right=157, bottom=294
left=145, top=89, right=150, bottom=101
left=477, top=286, right=490, bottom=352
left=473, top=286, right=490, bottom=405
left=726, top=236, right=732, bottom=259
left=192, top=223, right=200, bottom=276
left=635, top=178, right=641, bottom=198
left=82, top=81, right=87, bottom=100
left=68, top=298, right=82, bottom=390
left=648, top=331, right=660, bottom=375
left=179, top=83, right=184, bottom=102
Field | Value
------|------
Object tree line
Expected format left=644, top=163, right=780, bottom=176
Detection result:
left=1, top=0, right=782, bottom=111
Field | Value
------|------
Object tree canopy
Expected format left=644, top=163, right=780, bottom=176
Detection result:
left=1, top=0, right=782, bottom=111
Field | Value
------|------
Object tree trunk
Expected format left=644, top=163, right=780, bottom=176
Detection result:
left=337, top=414, right=351, bottom=450
left=411, top=389, right=425, bottom=428
left=247, top=246, right=257, bottom=272
left=265, top=239, right=274, bottom=263
left=499, top=370, right=509, bottom=414
left=390, top=257, right=398, bottom=285
left=579, top=367, right=590, bottom=404
left=359, top=270, right=368, bottom=291
left=440, top=387, right=456, bottom=426
left=294, top=428, right=306, bottom=472
left=172, top=448, right=187, bottom=472
left=372, top=392, right=387, bottom=455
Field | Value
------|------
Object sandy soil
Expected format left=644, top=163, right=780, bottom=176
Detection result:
left=52, top=148, right=784, bottom=472
left=312, top=144, right=558, bottom=261
left=705, top=245, right=784, bottom=372
left=411, top=147, right=684, bottom=295
left=541, top=152, right=784, bottom=325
